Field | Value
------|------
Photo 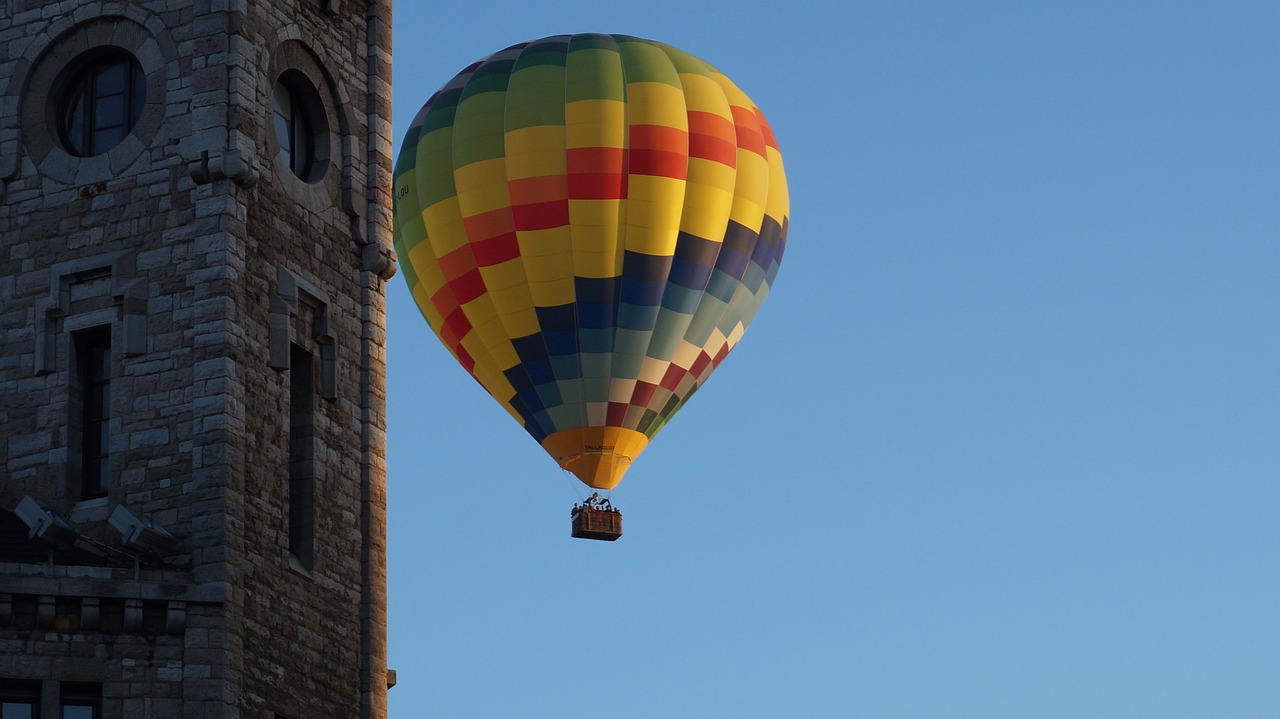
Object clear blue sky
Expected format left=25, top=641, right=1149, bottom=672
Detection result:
left=384, top=2, right=1279, bottom=717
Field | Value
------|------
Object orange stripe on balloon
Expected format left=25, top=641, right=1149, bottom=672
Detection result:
left=430, top=285, right=460, bottom=318
left=507, top=175, right=568, bottom=205
left=629, top=124, right=687, bottom=151
left=463, top=207, right=517, bottom=247
left=439, top=244, right=477, bottom=282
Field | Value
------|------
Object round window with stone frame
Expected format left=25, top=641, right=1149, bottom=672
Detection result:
left=272, top=70, right=330, bottom=183
left=57, top=48, right=146, bottom=158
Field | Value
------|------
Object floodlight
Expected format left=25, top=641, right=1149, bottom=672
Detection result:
left=109, top=505, right=177, bottom=554
left=14, top=495, right=80, bottom=546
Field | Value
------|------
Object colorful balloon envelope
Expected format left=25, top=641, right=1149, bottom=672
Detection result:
left=393, top=34, right=789, bottom=490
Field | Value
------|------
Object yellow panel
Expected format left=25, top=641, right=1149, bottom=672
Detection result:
left=624, top=82, right=689, bottom=128
left=764, top=146, right=790, bottom=224
left=624, top=174, right=685, bottom=256
left=541, top=426, right=651, bottom=490
left=565, top=99, right=626, bottom=148
left=453, top=158, right=511, bottom=215
left=527, top=278, right=575, bottom=307
left=568, top=198, right=625, bottom=227
left=486, top=280, right=532, bottom=316
left=712, top=72, right=752, bottom=109
left=475, top=317, right=519, bottom=367
left=728, top=151, right=769, bottom=231
left=679, top=169, right=735, bottom=241
left=409, top=283, right=443, bottom=330
left=478, top=258, right=525, bottom=291
left=518, top=227, right=572, bottom=257
left=421, top=198, right=469, bottom=255
left=505, top=125, right=568, bottom=179
left=516, top=234, right=573, bottom=312
left=497, top=306, right=540, bottom=338
left=677, top=72, right=732, bottom=114
left=573, top=248, right=623, bottom=279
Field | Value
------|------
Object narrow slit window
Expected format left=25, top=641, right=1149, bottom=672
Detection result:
left=75, top=328, right=112, bottom=500
left=289, top=343, right=316, bottom=569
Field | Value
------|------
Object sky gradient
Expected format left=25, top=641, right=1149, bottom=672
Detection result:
left=385, top=2, right=1280, bottom=716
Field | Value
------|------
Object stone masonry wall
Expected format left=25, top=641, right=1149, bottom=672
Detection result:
left=0, top=0, right=393, bottom=716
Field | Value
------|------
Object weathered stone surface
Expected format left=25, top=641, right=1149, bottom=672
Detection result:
left=0, top=1, right=393, bottom=717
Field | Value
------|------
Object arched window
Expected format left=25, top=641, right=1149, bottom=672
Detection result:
left=273, top=73, right=317, bottom=179
left=59, top=50, right=145, bottom=157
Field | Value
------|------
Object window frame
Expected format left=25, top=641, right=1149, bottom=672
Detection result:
left=0, top=679, right=40, bottom=719
left=271, top=70, right=329, bottom=183
left=57, top=49, right=146, bottom=158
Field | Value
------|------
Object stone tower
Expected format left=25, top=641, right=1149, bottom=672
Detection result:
left=0, top=1, right=396, bottom=717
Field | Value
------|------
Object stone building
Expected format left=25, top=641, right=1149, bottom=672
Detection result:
left=0, top=1, right=396, bottom=717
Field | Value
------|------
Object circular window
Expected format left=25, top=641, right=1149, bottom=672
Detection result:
left=58, top=49, right=145, bottom=157
left=272, top=70, right=329, bottom=182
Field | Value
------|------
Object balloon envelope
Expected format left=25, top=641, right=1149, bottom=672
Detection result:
left=393, top=34, right=788, bottom=489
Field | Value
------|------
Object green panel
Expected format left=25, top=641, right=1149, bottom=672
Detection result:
left=615, top=36, right=682, bottom=87
left=416, top=127, right=459, bottom=207
left=566, top=36, right=624, bottom=103
left=653, top=41, right=719, bottom=77
left=451, top=92, right=509, bottom=167
left=505, top=64, right=566, bottom=130
left=420, top=87, right=464, bottom=136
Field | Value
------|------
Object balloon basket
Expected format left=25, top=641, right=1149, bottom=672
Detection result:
left=571, top=508, right=623, bottom=541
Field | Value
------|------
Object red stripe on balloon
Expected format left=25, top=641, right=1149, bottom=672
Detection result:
left=629, top=125, right=688, bottom=180
left=449, top=268, right=486, bottom=305
left=606, top=401, right=628, bottom=425
left=567, top=147, right=626, bottom=200
left=630, top=381, right=658, bottom=407
left=711, top=344, right=730, bottom=368
left=688, top=111, right=738, bottom=167
left=471, top=232, right=520, bottom=266
left=457, top=345, right=476, bottom=375
left=511, top=200, right=570, bottom=231
left=731, top=106, right=767, bottom=159
left=440, top=306, right=471, bottom=348
left=629, top=149, right=687, bottom=180
left=660, top=364, right=685, bottom=391
left=756, top=109, right=779, bottom=151
left=690, top=350, right=712, bottom=378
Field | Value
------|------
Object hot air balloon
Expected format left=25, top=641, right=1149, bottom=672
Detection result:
left=393, top=34, right=788, bottom=538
